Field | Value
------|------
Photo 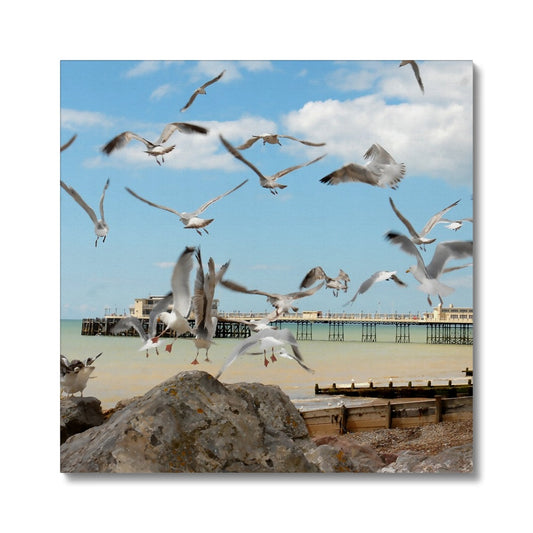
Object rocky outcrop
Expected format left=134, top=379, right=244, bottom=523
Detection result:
left=60, top=396, right=105, bottom=444
left=60, top=371, right=473, bottom=473
left=60, top=371, right=320, bottom=473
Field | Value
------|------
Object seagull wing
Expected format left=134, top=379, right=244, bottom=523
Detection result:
left=201, top=69, right=226, bottom=89
left=148, top=292, right=173, bottom=337
left=60, top=134, right=77, bottom=152
left=215, top=332, right=266, bottom=379
left=220, top=279, right=274, bottom=299
left=220, top=135, right=266, bottom=179
left=319, top=163, right=375, bottom=186
left=385, top=231, right=428, bottom=274
left=278, top=135, right=326, bottom=147
left=180, top=92, right=200, bottom=112
left=426, top=241, right=473, bottom=279
left=192, top=179, right=248, bottom=216
left=102, top=131, right=153, bottom=154
left=337, top=269, right=351, bottom=282
left=300, top=266, right=327, bottom=289
left=85, top=352, right=102, bottom=366
left=125, top=187, right=182, bottom=217
left=235, top=137, right=261, bottom=150
left=157, top=122, right=208, bottom=144
left=170, top=246, right=196, bottom=318
left=402, top=60, right=424, bottom=93
left=111, top=316, right=148, bottom=340
left=60, top=181, right=98, bottom=225
left=389, top=197, right=421, bottom=240
left=273, top=154, right=327, bottom=180
left=442, top=262, right=473, bottom=274
left=98, top=179, right=110, bottom=221
left=420, top=199, right=461, bottom=237
left=286, top=281, right=325, bottom=300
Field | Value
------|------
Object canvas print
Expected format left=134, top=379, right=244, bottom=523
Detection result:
left=60, top=60, right=473, bottom=473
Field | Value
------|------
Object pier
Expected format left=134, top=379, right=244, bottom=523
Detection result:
left=81, top=305, right=473, bottom=345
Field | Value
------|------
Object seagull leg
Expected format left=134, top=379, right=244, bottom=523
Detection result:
left=190, top=353, right=200, bottom=365
left=263, top=350, right=269, bottom=367
left=95, top=237, right=98, bottom=247
left=270, top=348, right=277, bottom=363
left=427, top=295, right=433, bottom=306
left=196, top=229, right=202, bottom=236
left=438, top=294, right=444, bottom=306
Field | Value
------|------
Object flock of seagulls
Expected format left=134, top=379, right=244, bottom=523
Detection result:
left=60, top=60, right=472, bottom=397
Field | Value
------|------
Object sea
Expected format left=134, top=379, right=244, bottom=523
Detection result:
left=60, top=319, right=474, bottom=411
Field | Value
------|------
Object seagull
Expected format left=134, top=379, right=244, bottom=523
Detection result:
left=190, top=249, right=230, bottom=365
left=389, top=197, right=461, bottom=248
left=300, top=266, right=350, bottom=296
left=221, top=278, right=325, bottom=317
left=385, top=231, right=473, bottom=306
left=220, top=135, right=326, bottom=194
left=438, top=217, right=474, bottom=231
left=399, top=60, right=424, bottom=94
left=215, top=328, right=314, bottom=378
left=60, top=178, right=110, bottom=247
left=217, top=315, right=278, bottom=333
left=60, top=134, right=77, bottom=152
left=125, top=179, right=247, bottom=235
left=60, top=353, right=102, bottom=397
left=345, top=270, right=407, bottom=305
left=236, top=133, right=326, bottom=150
left=111, top=293, right=173, bottom=357
left=152, top=246, right=197, bottom=353
left=180, top=69, right=226, bottom=112
left=101, top=122, right=208, bottom=165
left=320, top=144, right=405, bottom=190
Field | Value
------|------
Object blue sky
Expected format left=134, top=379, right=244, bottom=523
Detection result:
left=60, top=60, right=473, bottom=318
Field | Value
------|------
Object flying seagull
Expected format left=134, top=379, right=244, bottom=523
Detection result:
left=190, top=249, right=230, bottom=365
left=60, top=353, right=102, bottom=397
left=151, top=246, right=197, bottom=353
left=111, top=293, right=173, bottom=357
left=125, top=179, right=247, bottom=235
left=220, top=135, right=326, bottom=194
left=438, top=217, right=474, bottom=231
left=60, top=134, right=77, bottom=152
left=221, top=278, right=325, bottom=317
left=320, top=144, right=405, bottom=190
left=236, top=133, right=326, bottom=150
left=180, top=69, right=226, bottom=112
left=389, top=197, right=461, bottom=248
left=60, top=178, right=110, bottom=247
left=215, top=328, right=314, bottom=378
left=345, top=270, right=407, bottom=305
left=217, top=315, right=278, bottom=333
left=300, top=266, right=350, bottom=297
left=385, top=231, right=473, bottom=306
left=399, top=60, right=424, bottom=94
left=101, top=122, right=208, bottom=165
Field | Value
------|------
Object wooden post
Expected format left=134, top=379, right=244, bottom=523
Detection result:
left=340, top=405, right=347, bottom=435
left=435, top=395, right=443, bottom=423
left=386, top=401, right=392, bottom=429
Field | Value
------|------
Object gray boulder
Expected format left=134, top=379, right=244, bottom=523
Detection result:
left=60, top=371, right=321, bottom=473
left=60, top=396, right=105, bottom=444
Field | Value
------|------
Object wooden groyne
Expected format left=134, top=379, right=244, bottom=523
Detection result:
left=301, top=396, right=473, bottom=437
left=314, top=380, right=473, bottom=399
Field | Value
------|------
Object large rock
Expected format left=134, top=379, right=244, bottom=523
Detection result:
left=60, top=371, right=321, bottom=473
left=60, top=396, right=105, bottom=444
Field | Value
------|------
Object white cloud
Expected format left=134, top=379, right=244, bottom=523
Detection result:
left=61, top=108, right=113, bottom=129
left=150, top=83, right=173, bottom=101
left=124, top=60, right=176, bottom=78
left=282, top=64, right=473, bottom=186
